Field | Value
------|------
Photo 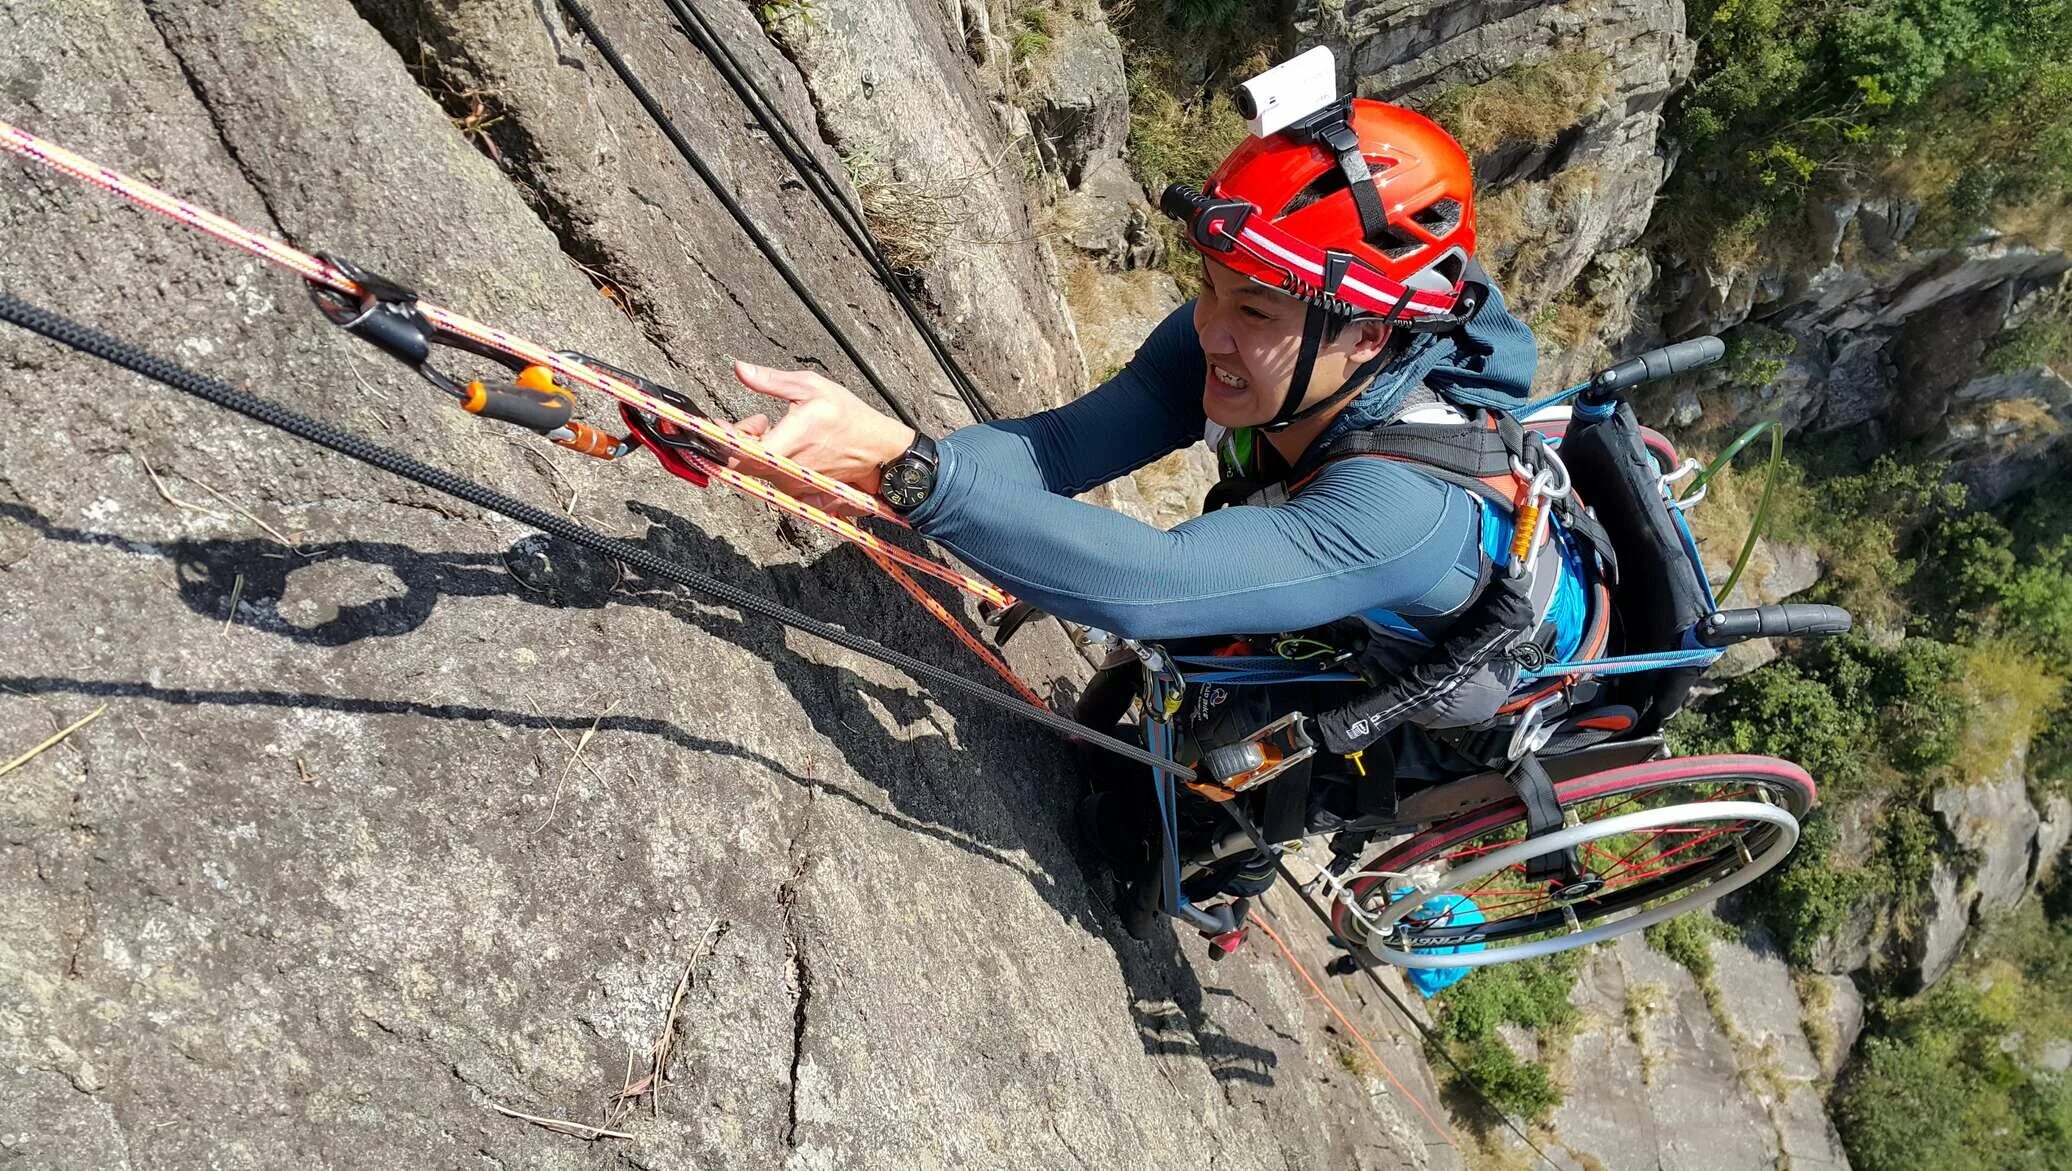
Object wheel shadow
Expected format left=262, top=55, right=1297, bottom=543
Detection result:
left=2, top=498, right=1282, bottom=1086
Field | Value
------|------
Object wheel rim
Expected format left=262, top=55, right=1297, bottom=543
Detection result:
left=1349, top=801, right=1797, bottom=969
left=1331, top=758, right=1813, bottom=969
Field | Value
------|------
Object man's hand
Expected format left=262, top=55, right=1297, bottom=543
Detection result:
left=724, top=361, right=917, bottom=514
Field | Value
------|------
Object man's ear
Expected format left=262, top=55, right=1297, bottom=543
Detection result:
left=1346, top=319, right=1393, bottom=363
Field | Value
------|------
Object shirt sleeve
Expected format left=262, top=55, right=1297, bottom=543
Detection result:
left=907, top=451, right=1485, bottom=639
left=930, top=303, right=1207, bottom=497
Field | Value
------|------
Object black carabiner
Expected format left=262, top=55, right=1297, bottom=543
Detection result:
left=307, top=254, right=523, bottom=397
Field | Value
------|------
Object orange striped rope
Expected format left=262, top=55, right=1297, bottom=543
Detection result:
left=0, top=119, right=1016, bottom=612
left=861, top=546, right=1046, bottom=708
left=1250, top=908, right=1460, bottom=1154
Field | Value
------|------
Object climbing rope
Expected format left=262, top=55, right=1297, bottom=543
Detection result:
left=559, top=0, right=992, bottom=430
left=0, top=118, right=1048, bottom=701
left=1248, top=909, right=1462, bottom=1156
left=0, top=291, right=1177, bottom=777
left=635, top=0, right=996, bottom=423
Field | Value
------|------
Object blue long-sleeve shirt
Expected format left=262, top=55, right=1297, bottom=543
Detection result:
left=906, top=291, right=1540, bottom=640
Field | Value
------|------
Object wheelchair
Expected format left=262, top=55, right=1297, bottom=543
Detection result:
left=1058, top=339, right=1849, bottom=970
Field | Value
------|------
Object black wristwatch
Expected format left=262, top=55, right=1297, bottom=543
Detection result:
left=878, top=432, right=940, bottom=515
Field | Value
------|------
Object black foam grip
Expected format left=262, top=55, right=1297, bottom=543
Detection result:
left=1695, top=604, right=1854, bottom=647
left=1593, top=336, right=1726, bottom=392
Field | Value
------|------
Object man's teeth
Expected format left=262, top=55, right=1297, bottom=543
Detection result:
left=1213, top=366, right=1248, bottom=389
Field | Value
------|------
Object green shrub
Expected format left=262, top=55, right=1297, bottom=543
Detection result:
left=1743, top=812, right=1876, bottom=966
left=1671, top=659, right=1872, bottom=792
left=1820, top=637, right=1971, bottom=775
left=1454, top=1035, right=1562, bottom=1123
left=1167, top=0, right=1251, bottom=32
left=1836, top=979, right=2072, bottom=1171
left=1645, top=913, right=1733, bottom=981
left=1664, top=0, right=2072, bottom=269
left=1428, top=952, right=1582, bottom=1121
left=1434, top=951, right=1581, bottom=1044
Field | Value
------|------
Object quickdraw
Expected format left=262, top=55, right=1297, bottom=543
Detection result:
left=0, top=118, right=1042, bottom=707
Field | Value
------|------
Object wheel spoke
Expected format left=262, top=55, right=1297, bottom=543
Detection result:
left=1441, top=838, right=1527, bottom=863
left=1622, top=822, right=1748, bottom=874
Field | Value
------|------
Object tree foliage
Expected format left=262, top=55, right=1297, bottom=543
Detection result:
left=1667, top=0, right=2072, bottom=266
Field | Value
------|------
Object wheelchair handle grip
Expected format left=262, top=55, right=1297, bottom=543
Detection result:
left=1585, top=336, right=1725, bottom=402
left=1694, top=604, right=1853, bottom=647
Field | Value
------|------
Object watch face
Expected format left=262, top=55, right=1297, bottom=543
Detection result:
left=882, top=458, right=935, bottom=511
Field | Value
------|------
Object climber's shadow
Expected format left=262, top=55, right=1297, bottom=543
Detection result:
left=5, top=499, right=1291, bottom=1085
left=1, top=500, right=1085, bottom=914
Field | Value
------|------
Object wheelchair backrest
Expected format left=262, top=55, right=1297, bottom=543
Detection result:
left=1549, top=403, right=1716, bottom=732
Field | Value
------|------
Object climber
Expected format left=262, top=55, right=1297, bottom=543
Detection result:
left=722, top=90, right=1593, bottom=932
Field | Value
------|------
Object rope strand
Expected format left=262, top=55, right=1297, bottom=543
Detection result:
left=0, top=292, right=1179, bottom=778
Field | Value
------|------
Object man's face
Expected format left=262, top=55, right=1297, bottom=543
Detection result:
left=1191, top=259, right=1391, bottom=429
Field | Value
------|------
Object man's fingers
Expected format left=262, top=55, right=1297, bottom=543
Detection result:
left=735, top=413, right=771, bottom=437
left=755, top=410, right=819, bottom=464
left=733, top=361, right=824, bottom=405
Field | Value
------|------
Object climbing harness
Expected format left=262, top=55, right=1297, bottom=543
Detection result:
left=0, top=119, right=1042, bottom=708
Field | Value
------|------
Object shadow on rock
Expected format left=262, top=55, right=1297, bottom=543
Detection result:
left=4, top=498, right=1292, bottom=1087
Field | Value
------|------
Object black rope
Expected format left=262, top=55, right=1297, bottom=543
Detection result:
left=558, top=0, right=920, bottom=431
left=1273, top=861, right=1565, bottom=1171
left=0, top=291, right=1184, bottom=778
left=654, top=0, right=995, bottom=423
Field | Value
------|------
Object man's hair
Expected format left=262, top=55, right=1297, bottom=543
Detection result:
left=1322, top=314, right=1412, bottom=362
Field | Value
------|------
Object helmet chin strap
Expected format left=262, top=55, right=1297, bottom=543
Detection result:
left=1262, top=251, right=1401, bottom=433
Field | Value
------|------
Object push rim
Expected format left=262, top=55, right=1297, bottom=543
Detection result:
left=1330, top=755, right=1815, bottom=968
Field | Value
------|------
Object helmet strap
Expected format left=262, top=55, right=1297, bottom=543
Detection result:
left=1263, top=250, right=1373, bottom=432
left=1288, top=99, right=1389, bottom=241
left=1264, top=301, right=1332, bottom=431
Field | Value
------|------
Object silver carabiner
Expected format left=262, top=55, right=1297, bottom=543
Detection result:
left=1506, top=691, right=1563, bottom=762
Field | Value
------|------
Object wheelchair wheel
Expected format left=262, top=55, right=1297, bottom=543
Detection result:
left=1328, top=754, right=1816, bottom=969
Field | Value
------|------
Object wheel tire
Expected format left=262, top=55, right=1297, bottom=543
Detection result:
left=1329, top=754, right=1816, bottom=955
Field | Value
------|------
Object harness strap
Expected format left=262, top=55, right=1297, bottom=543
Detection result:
left=1311, top=409, right=1621, bottom=583
left=1311, top=573, right=1536, bottom=755
left=1508, top=753, right=1583, bottom=883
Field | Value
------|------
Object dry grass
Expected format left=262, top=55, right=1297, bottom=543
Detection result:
left=842, top=147, right=1045, bottom=270
left=1955, top=641, right=2067, bottom=784
left=844, top=149, right=971, bottom=271
left=0, top=705, right=108, bottom=779
left=1984, top=397, right=2063, bottom=442
left=1426, top=52, right=1613, bottom=157
left=1623, top=982, right=1664, bottom=1086
left=1792, top=971, right=1840, bottom=1081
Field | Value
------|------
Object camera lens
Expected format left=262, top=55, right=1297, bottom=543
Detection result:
left=1235, top=86, right=1259, bottom=120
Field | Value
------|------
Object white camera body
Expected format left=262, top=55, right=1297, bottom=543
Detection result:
left=1236, top=46, right=1339, bottom=139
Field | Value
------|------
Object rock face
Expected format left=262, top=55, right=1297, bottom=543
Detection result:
left=0, top=3, right=1455, bottom=1168
left=1021, top=15, right=1129, bottom=188
left=1303, top=0, right=1695, bottom=327
left=1908, top=750, right=2049, bottom=987
left=1537, top=932, right=1850, bottom=1171
left=761, top=0, right=1091, bottom=411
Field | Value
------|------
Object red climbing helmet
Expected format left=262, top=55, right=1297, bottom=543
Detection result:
left=1162, top=97, right=1479, bottom=329
left=1160, top=95, right=1484, bottom=429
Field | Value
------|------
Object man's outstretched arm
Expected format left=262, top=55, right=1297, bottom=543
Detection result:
left=905, top=454, right=1485, bottom=638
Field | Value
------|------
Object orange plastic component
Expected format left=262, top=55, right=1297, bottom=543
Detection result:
left=1510, top=497, right=1543, bottom=564
left=554, top=421, right=622, bottom=460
